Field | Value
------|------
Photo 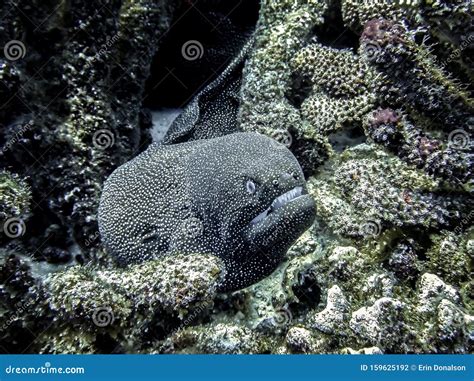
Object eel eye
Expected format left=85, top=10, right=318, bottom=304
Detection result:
left=246, top=179, right=256, bottom=194
left=292, top=172, right=299, bottom=180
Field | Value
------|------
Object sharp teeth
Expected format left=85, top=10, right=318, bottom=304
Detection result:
left=271, top=186, right=303, bottom=211
left=250, top=187, right=304, bottom=225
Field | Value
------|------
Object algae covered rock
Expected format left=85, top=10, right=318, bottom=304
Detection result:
left=40, top=253, right=225, bottom=353
left=425, top=230, right=472, bottom=287
left=309, top=144, right=466, bottom=239
left=308, top=285, right=349, bottom=335
left=414, top=273, right=473, bottom=353
left=285, top=326, right=316, bottom=353
left=349, top=297, right=411, bottom=352
left=0, top=171, right=30, bottom=241
left=160, top=322, right=268, bottom=354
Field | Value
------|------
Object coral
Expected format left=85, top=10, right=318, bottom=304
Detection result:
left=285, top=327, right=314, bottom=353
left=284, top=326, right=339, bottom=354
left=41, top=253, right=225, bottom=353
left=47, top=253, right=224, bottom=320
left=293, top=43, right=377, bottom=137
left=240, top=0, right=329, bottom=132
left=349, top=297, right=411, bottom=352
left=46, top=266, right=133, bottom=328
left=309, top=144, right=466, bottom=238
left=194, top=323, right=264, bottom=354
left=360, top=273, right=397, bottom=306
left=239, top=0, right=331, bottom=172
left=384, top=239, right=420, bottom=281
left=161, top=322, right=267, bottom=354
left=308, top=285, right=349, bottom=335
left=425, top=230, right=472, bottom=287
left=359, top=18, right=473, bottom=131
left=0, top=171, right=31, bottom=222
left=341, top=346, right=383, bottom=355
left=1, top=0, right=472, bottom=355
left=0, top=0, right=177, bottom=262
left=342, top=0, right=473, bottom=79
left=415, top=273, right=460, bottom=316
left=341, top=0, right=411, bottom=32
left=0, top=252, right=42, bottom=353
left=364, top=108, right=472, bottom=186
left=240, top=0, right=474, bottom=182
left=414, top=273, right=473, bottom=353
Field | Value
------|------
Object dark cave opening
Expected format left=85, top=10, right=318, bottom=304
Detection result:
left=143, top=0, right=259, bottom=109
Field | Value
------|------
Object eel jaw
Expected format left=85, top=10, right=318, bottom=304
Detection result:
left=244, top=185, right=315, bottom=252
left=249, top=186, right=305, bottom=226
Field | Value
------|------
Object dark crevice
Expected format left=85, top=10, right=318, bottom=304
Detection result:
left=144, top=0, right=259, bottom=109
left=312, top=0, right=359, bottom=51
left=328, top=125, right=367, bottom=153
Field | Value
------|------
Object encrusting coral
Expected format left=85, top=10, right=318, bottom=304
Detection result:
left=40, top=253, right=225, bottom=353
left=0, top=171, right=30, bottom=222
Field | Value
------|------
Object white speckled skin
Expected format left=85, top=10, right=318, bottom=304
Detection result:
left=98, top=132, right=315, bottom=291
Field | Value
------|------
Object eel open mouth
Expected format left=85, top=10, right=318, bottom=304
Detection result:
left=250, top=186, right=305, bottom=225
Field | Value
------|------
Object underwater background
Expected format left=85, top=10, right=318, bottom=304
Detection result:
left=0, top=0, right=473, bottom=354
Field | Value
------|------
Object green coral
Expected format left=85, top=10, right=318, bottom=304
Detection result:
left=292, top=43, right=377, bottom=137
left=239, top=0, right=331, bottom=170
left=41, top=253, right=225, bottom=353
left=0, top=171, right=31, bottom=221
left=309, top=144, right=460, bottom=238
left=240, top=0, right=329, bottom=133
left=425, top=229, right=473, bottom=287
left=176, top=323, right=267, bottom=354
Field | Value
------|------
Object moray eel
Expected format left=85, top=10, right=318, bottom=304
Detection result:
left=98, top=132, right=315, bottom=291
